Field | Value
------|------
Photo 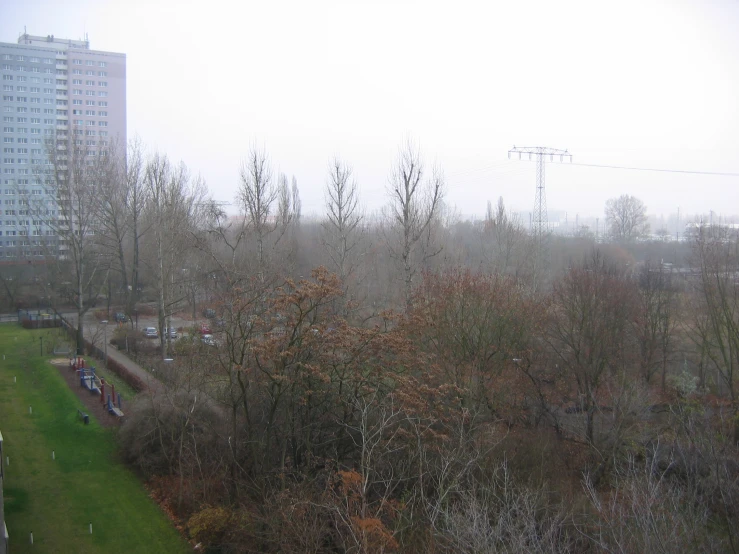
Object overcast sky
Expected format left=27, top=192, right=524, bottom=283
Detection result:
left=2, top=0, right=738, bottom=222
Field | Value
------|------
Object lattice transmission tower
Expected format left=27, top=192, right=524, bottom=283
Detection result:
left=508, top=146, right=572, bottom=239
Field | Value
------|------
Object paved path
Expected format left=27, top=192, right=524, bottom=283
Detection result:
left=64, top=313, right=168, bottom=396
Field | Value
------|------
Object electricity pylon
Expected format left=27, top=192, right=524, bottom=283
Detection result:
left=508, top=146, right=572, bottom=240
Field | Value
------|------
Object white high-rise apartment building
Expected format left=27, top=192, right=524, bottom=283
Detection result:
left=0, top=33, right=126, bottom=260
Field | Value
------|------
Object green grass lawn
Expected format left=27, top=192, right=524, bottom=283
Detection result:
left=0, top=325, right=192, bottom=553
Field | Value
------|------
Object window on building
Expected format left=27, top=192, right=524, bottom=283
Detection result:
left=98, top=91, right=107, bottom=97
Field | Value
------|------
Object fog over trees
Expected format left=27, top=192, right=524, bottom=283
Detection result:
left=4, top=135, right=739, bottom=553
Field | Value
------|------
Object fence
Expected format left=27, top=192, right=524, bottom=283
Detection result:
left=17, top=310, right=63, bottom=329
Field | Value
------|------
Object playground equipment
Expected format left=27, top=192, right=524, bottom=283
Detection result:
left=77, top=409, right=89, bottom=425
left=100, top=379, right=125, bottom=418
left=72, top=358, right=125, bottom=418
left=78, top=366, right=101, bottom=395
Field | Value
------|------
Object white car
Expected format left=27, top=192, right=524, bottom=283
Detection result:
left=201, top=334, right=218, bottom=347
left=143, top=326, right=158, bottom=339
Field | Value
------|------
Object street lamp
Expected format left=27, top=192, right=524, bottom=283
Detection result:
left=100, top=320, right=108, bottom=367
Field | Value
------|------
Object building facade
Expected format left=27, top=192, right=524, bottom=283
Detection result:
left=0, top=33, right=126, bottom=260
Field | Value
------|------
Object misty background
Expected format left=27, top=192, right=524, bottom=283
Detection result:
left=2, top=0, right=737, bottom=222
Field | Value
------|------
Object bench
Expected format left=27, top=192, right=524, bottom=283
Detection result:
left=109, top=406, right=124, bottom=417
left=77, top=409, right=89, bottom=425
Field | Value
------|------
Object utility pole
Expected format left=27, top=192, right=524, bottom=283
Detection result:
left=508, top=146, right=572, bottom=242
left=677, top=206, right=680, bottom=242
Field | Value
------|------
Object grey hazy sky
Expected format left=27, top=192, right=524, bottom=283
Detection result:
left=2, top=0, right=738, bottom=221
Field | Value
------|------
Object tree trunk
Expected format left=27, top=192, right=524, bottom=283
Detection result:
left=586, top=406, right=595, bottom=444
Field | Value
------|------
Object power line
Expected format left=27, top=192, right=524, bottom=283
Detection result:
left=508, top=146, right=572, bottom=239
left=570, top=162, right=739, bottom=177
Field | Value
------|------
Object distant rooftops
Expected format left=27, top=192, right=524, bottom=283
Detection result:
left=17, top=33, right=90, bottom=50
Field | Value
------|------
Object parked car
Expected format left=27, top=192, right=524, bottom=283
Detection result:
left=113, top=312, right=129, bottom=323
left=143, top=326, right=158, bottom=339
left=202, top=308, right=216, bottom=319
left=198, top=323, right=212, bottom=335
left=201, top=334, right=218, bottom=347
left=163, top=327, right=178, bottom=339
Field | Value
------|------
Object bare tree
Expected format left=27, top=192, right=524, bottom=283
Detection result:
left=237, top=146, right=277, bottom=279
left=482, top=196, right=531, bottom=276
left=635, top=260, right=678, bottom=389
left=547, top=251, right=637, bottom=445
left=125, top=136, right=150, bottom=315
left=43, top=130, right=106, bottom=354
left=145, top=153, right=210, bottom=358
left=291, top=175, right=301, bottom=225
left=386, top=140, right=444, bottom=311
left=605, top=194, right=650, bottom=242
left=691, top=226, right=739, bottom=444
left=90, top=138, right=128, bottom=314
left=322, top=158, right=364, bottom=288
